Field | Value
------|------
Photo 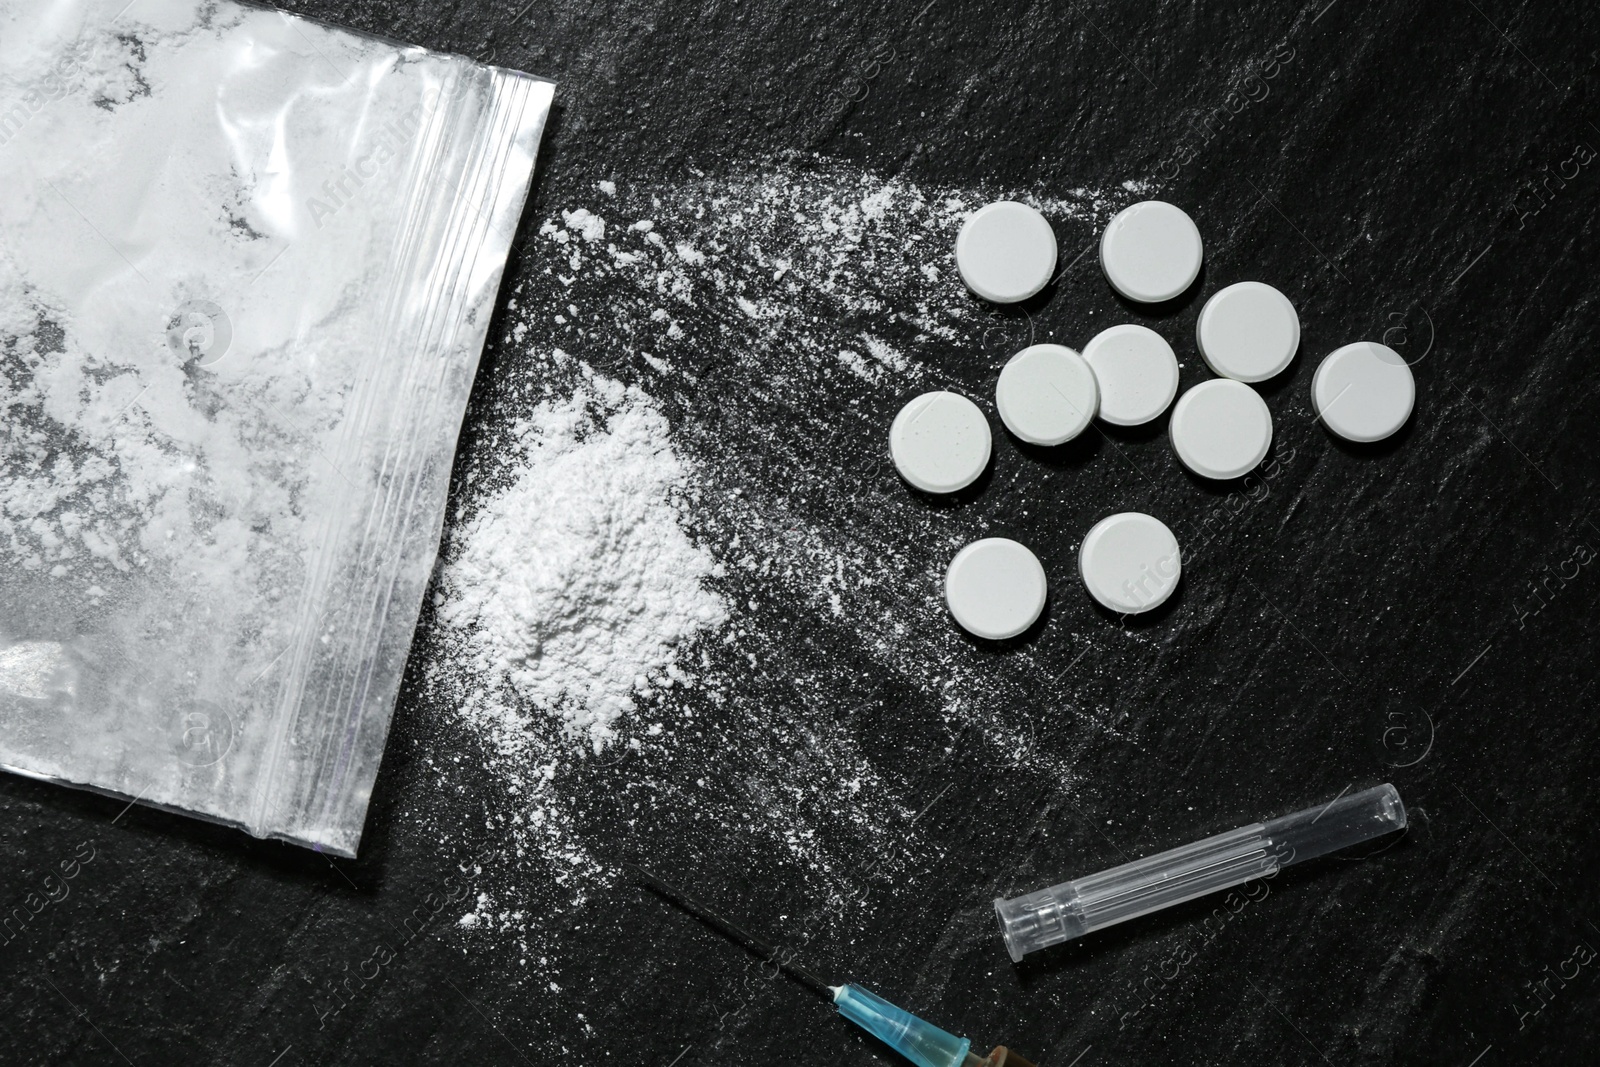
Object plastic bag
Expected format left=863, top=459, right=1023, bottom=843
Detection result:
left=0, top=0, right=554, bottom=856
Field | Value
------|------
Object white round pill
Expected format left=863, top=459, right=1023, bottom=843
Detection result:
left=1170, top=379, right=1273, bottom=480
left=1099, top=200, right=1204, bottom=303
left=1196, top=281, right=1300, bottom=382
left=1081, top=325, right=1180, bottom=426
left=1313, top=341, right=1415, bottom=443
left=1079, top=512, right=1182, bottom=614
left=889, top=391, right=992, bottom=493
left=945, top=538, right=1048, bottom=640
left=955, top=201, right=1058, bottom=304
left=994, top=344, right=1098, bottom=445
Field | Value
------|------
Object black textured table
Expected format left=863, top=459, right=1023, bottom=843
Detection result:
left=5, top=2, right=1600, bottom=1065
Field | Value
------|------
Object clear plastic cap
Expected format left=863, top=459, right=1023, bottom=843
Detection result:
left=994, top=784, right=1405, bottom=961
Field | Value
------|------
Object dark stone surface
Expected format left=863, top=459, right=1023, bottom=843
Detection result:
left=4, top=1, right=1600, bottom=1065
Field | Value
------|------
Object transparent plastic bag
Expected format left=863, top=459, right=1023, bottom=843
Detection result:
left=0, top=0, right=554, bottom=855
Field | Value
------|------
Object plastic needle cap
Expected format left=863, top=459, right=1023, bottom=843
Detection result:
left=833, top=985, right=972, bottom=1067
left=993, top=784, right=1407, bottom=962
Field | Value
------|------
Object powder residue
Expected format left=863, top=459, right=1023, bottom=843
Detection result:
left=424, top=161, right=1155, bottom=971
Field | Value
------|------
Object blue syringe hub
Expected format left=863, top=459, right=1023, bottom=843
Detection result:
left=832, top=984, right=972, bottom=1067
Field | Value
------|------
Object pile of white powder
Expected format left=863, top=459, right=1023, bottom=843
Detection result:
left=435, top=369, right=727, bottom=751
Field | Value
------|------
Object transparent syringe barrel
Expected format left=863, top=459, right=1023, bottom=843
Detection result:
left=994, top=784, right=1405, bottom=961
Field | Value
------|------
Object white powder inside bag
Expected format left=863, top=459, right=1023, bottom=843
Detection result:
left=0, top=0, right=552, bottom=854
left=437, top=374, right=726, bottom=750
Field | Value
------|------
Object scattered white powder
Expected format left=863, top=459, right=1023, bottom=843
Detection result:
left=425, top=162, right=1157, bottom=978
left=837, top=348, right=879, bottom=382
left=437, top=373, right=726, bottom=750
left=560, top=207, right=607, bottom=243
left=862, top=333, right=909, bottom=373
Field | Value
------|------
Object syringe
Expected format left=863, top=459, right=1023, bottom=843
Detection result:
left=993, top=783, right=1406, bottom=962
left=628, top=863, right=1037, bottom=1067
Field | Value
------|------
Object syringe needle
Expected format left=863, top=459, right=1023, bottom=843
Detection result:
left=622, top=861, right=834, bottom=1000
left=625, top=862, right=1038, bottom=1067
